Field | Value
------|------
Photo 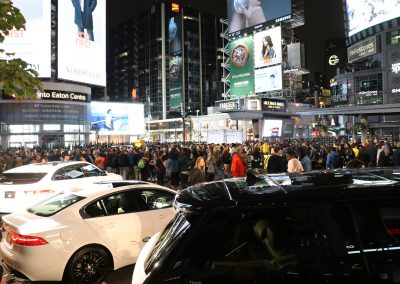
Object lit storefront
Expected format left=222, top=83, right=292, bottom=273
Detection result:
left=0, top=83, right=91, bottom=149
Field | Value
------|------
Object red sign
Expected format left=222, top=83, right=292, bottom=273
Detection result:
left=172, top=3, right=180, bottom=13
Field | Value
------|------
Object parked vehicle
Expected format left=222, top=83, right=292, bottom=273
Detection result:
left=0, top=161, right=122, bottom=214
left=132, top=169, right=400, bottom=283
left=1, top=181, right=177, bottom=283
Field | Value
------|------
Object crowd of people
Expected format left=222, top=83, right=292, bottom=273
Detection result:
left=1, top=138, right=400, bottom=190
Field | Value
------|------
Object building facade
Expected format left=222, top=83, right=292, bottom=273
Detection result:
left=107, top=1, right=223, bottom=123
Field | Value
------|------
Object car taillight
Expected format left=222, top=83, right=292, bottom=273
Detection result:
left=9, top=232, right=48, bottom=246
left=24, top=189, right=55, bottom=195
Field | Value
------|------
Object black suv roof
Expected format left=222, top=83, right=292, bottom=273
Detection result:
left=175, top=169, right=400, bottom=212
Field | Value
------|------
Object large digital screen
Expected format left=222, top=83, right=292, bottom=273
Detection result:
left=169, top=14, right=182, bottom=55
left=57, top=0, right=106, bottom=86
left=0, top=0, right=51, bottom=77
left=263, top=119, right=282, bottom=137
left=346, top=0, right=400, bottom=37
left=227, top=0, right=291, bottom=34
left=254, top=65, right=282, bottom=93
left=90, top=102, right=145, bottom=135
left=253, top=27, right=282, bottom=68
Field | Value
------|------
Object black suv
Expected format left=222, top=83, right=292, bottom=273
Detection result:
left=134, top=169, right=400, bottom=283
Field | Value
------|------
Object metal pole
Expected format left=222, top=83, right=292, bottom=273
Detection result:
left=78, top=119, right=81, bottom=146
left=182, top=116, right=186, bottom=144
left=196, top=110, right=200, bottom=143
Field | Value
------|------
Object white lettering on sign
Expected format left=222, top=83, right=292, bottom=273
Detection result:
left=392, top=62, right=400, bottom=74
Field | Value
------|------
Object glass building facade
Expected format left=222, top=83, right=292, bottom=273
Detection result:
left=107, top=1, right=223, bottom=121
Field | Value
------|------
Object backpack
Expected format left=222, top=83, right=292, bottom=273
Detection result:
left=138, top=158, right=145, bottom=169
left=332, top=154, right=343, bottom=169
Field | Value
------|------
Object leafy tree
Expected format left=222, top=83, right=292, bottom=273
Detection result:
left=0, top=0, right=43, bottom=99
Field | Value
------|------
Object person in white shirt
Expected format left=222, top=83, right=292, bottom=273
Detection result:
left=286, top=149, right=304, bottom=173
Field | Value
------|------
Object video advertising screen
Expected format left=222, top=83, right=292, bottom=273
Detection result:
left=90, top=102, right=145, bottom=135
left=346, top=0, right=400, bottom=37
left=169, top=14, right=182, bottom=55
left=253, top=26, right=282, bottom=68
left=227, top=0, right=291, bottom=34
left=0, top=0, right=51, bottom=77
left=263, top=119, right=282, bottom=137
left=254, top=65, right=282, bottom=93
left=57, top=0, right=106, bottom=86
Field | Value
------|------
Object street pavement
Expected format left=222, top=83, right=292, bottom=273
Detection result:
left=0, top=264, right=135, bottom=283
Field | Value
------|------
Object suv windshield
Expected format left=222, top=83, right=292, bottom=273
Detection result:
left=27, top=193, right=85, bottom=216
left=145, top=213, right=190, bottom=274
left=0, top=173, right=47, bottom=184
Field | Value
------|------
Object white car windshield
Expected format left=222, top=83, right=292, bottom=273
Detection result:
left=27, top=193, right=85, bottom=217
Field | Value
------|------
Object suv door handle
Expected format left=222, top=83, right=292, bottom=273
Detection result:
left=143, top=237, right=151, bottom=243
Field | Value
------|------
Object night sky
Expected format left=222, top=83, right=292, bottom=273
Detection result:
left=108, top=0, right=345, bottom=76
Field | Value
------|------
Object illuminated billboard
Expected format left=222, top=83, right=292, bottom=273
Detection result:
left=254, top=65, right=282, bottom=93
left=227, top=0, right=291, bottom=34
left=169, top=56, right=183, bottom=111
left=253, top=26, right=282, bottom=68
left=90, top=102, right=145, bottom=135
left=263, top=119, right=282, bottom=137
left=230, top=36, right=255, bottom=98
left=169, top=14, right=182, bottom=55
left=57, top=0, right=106, bottom=86
left=0, top=0, right=51, bottom=77
left=346, top=0, right=400, bottom=37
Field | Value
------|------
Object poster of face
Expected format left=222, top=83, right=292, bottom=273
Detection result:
left=254, top=65, right=282, bottom=93
left=57, top=0, right=106, bottom=86
left=0, top=0, right=51, bottom=77
left=263, top=119, right=282, bottom=137
left=253, top=27, right=282, bottom=68
left=346, top=0, right=400, bottom=36
left=227, top=0, right=291, bottom=34
left=90, top=102, right=145, bottom=135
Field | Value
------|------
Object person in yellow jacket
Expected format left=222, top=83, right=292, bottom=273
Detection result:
left=261, top=142, right=270, bottom=154
left=352, top=144, right=359, bottom=159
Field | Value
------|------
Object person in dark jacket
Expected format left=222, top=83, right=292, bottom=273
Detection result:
left=118, top=149, right=130, bottom=179
left=394, top=142, right=400, bottom=167
left=267, top=146, right=287, bottom=173
left=190, top=157, right=206, bottom=185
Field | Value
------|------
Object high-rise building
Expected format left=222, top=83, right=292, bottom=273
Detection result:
left=107, top=18, right=139, bottom=102
left=107, top=1, right=223, bottom=121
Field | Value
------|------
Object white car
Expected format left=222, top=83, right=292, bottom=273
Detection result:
left=0, top=181, right=177, bottom=283
left=0, top=161, right=122, bottom=214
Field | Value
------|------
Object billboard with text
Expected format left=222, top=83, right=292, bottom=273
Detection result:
left=230, top=36, right=255, bottom=99
left=169, top=56, right=183, bottom=111
left=0, top=0, right=51, bottom=77
left=254, top=65, right=282, bottom=93
left=57, top=0, right=106, bottom=86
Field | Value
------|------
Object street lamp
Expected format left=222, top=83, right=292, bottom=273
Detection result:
left=196, top=110, right=200, bottom=143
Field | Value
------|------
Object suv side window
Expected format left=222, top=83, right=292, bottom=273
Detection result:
left=137, top=189, right=175, bottom=210
left=166, top=203, right=369, bottom=283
